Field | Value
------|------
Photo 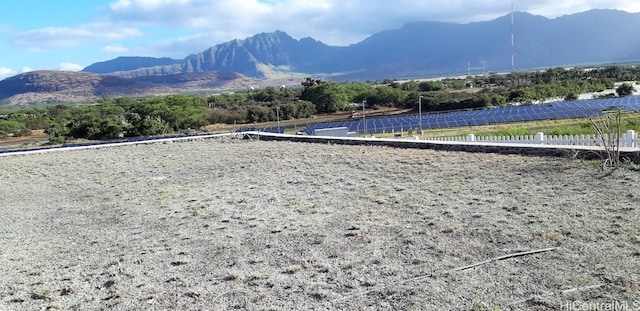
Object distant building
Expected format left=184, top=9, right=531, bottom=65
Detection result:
left=351, top=102, right=369, bottom=109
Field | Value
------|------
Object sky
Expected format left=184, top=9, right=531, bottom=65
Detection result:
left=1, top=0, right=640, bottom=80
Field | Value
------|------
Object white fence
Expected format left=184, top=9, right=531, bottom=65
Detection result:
left=426, top=130, right=639, bottom=148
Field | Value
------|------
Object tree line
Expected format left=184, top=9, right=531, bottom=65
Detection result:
left=0, top=65, right=638, bottom=142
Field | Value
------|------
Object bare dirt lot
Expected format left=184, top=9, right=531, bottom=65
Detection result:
left=0, top=138, right=639, bottom=310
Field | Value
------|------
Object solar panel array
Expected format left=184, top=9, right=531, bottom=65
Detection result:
left=296, top=95, right=640, bottom=135
left=236, top=126, right=285, bottom=134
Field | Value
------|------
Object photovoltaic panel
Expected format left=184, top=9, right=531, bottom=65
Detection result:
left=254, top=96, right=640, bottom=135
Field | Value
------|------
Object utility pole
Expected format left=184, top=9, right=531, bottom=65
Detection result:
left=362, top=100, right=367, bottom=136
left=419, top=95, right=423, bottom=134
left=511, top=0, right=515, bottom=71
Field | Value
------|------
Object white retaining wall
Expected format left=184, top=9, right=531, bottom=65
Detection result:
left=428, top=130, right=639, bottom=148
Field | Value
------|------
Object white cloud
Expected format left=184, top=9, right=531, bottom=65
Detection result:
left=523, top=0, right=640, bottom=17
left=21, top=67, right=34, bottom=73
left=59, top=62, right=84, bottom=71
left=103, top=44, right=130, bottom=53
left=139, top=33, right=221, bottom=58
left=108, top=0, right=359, bottom=45
left=104, top=0, right=640, bottom=49
left=0, top=25, right=15, bottom=33
left=623, top=2, right=640, bottom=12
left=0, top=67, right=17, bottom=80
left=9, top=23, right=142, bottom=51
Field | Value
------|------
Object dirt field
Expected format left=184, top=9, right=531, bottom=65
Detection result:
left=0, top=138, right=639, bottom=310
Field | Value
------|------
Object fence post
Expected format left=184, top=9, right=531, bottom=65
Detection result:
left=625, top=130, right=637, bottom=148
left=535, top=132, right=545, bottom=145
left=467, top=134, right=475, bottom=142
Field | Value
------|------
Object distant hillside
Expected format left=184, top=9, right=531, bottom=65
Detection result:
left=0, top=70, right=254, bottom=105
left=182, top=31, right=349, bottom=75
left=339, top=9, right=640, bottom=79
left=83, top=56, right=183, bottom=74
left=130, top=71, right=254, bottom=89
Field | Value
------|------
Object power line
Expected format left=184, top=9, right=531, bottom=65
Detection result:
left=511, top=0, right=515, bottom=71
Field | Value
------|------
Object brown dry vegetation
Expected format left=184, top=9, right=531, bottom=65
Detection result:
left=0, top=138, right=639, bottom=310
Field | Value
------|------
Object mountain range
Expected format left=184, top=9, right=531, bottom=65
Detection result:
left=1, top=9, right=640, bottom=105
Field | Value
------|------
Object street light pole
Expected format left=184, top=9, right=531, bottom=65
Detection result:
left=418, top=95, right=423, bottom=134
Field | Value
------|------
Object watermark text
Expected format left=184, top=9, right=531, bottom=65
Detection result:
left=561, top=300, right=640, bottom=311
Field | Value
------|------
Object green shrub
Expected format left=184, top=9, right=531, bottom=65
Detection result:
left=545, top=123, right=594, bottom=136
left=0, top=120, right=31, bottom=137
left=476, top=128, right=535, bottom=137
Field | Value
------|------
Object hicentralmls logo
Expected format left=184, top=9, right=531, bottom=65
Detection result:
left=561, top=300, right=640, bottom=310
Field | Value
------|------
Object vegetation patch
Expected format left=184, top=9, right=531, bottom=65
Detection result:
left=1, top=65, right=639, bottom=146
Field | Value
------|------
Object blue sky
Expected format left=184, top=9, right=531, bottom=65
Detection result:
left=1, top=0, right=640, bottom=80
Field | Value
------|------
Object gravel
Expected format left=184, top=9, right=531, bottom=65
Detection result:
left=0, top=138, right=639, bottom=310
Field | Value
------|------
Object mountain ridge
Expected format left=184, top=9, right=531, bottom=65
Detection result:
left=2, top=9, right=640, bottom=105
left=80, top=9, right=640, bottom=80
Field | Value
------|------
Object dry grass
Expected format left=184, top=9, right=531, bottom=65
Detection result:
left=0, top=138, right=639, bottom=310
